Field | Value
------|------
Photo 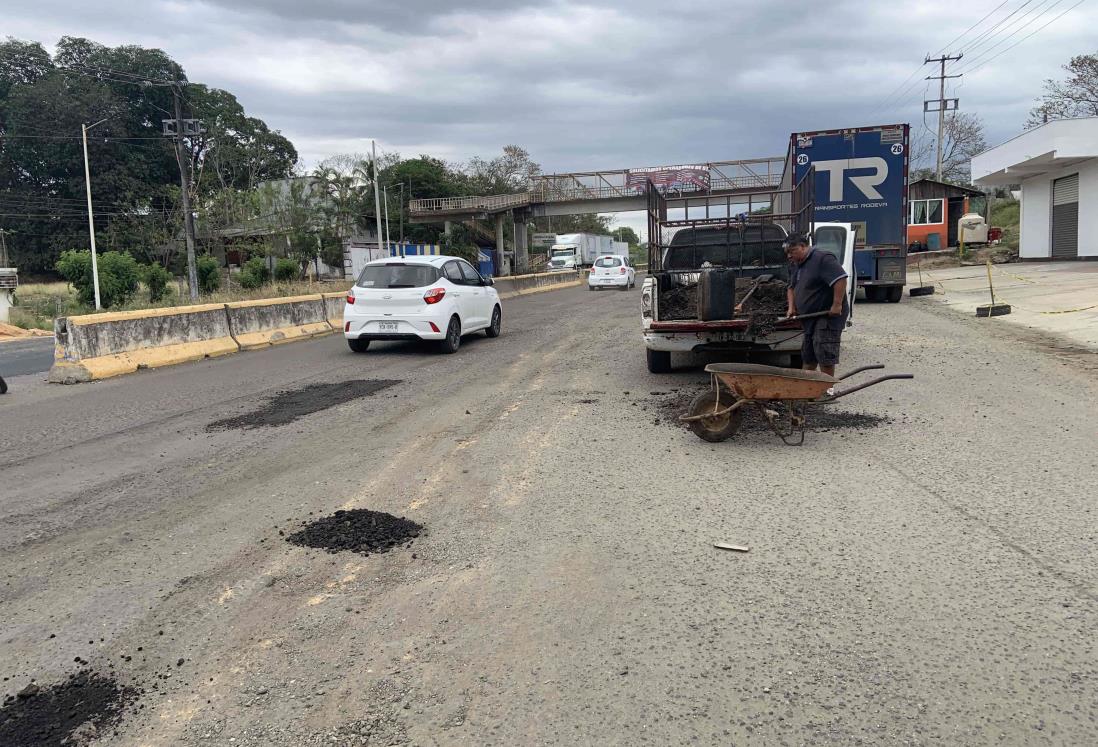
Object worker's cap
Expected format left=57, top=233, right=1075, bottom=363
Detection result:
left=782, top=233, right=809, bottom=249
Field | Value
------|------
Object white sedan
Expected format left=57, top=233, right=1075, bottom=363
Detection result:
left=343, top=255, right=501, bottom=354
left=588, top=254, right=636, bottom=290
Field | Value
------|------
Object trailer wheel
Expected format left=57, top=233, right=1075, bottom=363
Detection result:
left=646, top=349, right=672, bottom=373
left=886, top=286, right=903, bottom=303
left=686, top=390, right=744, bottom=442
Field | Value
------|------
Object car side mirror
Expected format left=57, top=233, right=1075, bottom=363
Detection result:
left=481, top=276, right=494, bottom=286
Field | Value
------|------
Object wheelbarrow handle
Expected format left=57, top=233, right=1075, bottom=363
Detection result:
left=818, top=373, right=914, bottom=403
left=837, top=363, right=885, bottom=381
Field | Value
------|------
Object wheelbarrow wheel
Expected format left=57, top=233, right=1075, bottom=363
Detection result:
left=686, top=390, right=744, bottom=443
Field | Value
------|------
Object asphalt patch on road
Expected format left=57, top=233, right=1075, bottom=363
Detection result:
left=1, top=671, right=138, bottom=747
left=286, top=509, right=423, bottom=556
left=649, top=388, right=892, bottom=432
left=207, top=379, right=400, bottom=431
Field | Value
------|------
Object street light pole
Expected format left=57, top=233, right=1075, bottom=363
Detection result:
left=81, top=119, right=108, bottom=310
left=371, top=140, right=385, bottom=260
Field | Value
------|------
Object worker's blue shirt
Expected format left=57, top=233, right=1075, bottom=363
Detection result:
left=789, top=248, right=848, bottom=332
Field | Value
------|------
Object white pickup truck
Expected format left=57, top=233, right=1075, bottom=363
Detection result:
left=641, top=222, right=856, bottom=373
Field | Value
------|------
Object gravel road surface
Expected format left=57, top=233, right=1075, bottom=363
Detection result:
left=2, top=286, right=1097, bottom=745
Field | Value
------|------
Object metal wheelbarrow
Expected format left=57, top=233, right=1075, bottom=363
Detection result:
left=680, top=363, right=913, bottom=445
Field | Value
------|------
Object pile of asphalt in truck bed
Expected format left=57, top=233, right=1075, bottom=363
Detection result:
left=286, top=509, right=423, bottom=556
left=1, top=671, right=138, bottom=747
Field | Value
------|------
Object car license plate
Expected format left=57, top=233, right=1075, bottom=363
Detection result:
left=378, top=322, right=398, bottom=332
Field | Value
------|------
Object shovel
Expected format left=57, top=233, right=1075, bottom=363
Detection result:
left=774, top=309, right=831, bottom=324
left=733, top=273, right=775, bottom=314
left=909, top=258, right=934, bottom=296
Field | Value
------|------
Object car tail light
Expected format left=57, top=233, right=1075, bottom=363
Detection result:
left=346, top=293, right=355, bottom=305
left=429, top=321, right=440, bottom=333
left=423, top=287, right=445, bottom=304
left=344, top=321, right=351, bottom=332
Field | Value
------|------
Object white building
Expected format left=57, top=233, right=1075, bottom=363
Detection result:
left=971, top=117, right=1097, bottom=260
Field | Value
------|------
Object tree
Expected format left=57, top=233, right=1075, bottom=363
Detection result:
left=540, top=213, right=613, bottom=234
left=466, top=145, right=540, bottom=194
left=0, top=36, right=296, bottom=274
left=909, top=112, right=987, bottom=185
left=610, top=225, right=640, bottom=247
left=1028, top=52, right=1098, bottom=126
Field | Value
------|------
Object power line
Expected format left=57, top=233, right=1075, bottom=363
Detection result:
left=960, top=0, right=1088, bottom=76
left=937, top=0, right=1013, bottom=54
left=959, top=0, right=1060, bottom=63
left=957, top=0, right=1039, bottom=54
left=871, top=1, right=1016, bottom=115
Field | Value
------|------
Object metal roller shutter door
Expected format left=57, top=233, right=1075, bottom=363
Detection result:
left=1051, top=174, right=1079, bottom=259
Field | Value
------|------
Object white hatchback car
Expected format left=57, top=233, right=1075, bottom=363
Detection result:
left=343, top=255, right=501, bottom=354
left=588, top=254, right=636, bottom=290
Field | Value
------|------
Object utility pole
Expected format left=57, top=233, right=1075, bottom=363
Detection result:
left=81, top=119, right=108, bottom=309
left=924, top=53, right=963, bottom=182
left=383, top=185, right=393, bottom=257
left=167, top=83, right=200, bottom=300
left=371, top=140, right=385, bottom=260
left=0, top=228, right=10, bottom=267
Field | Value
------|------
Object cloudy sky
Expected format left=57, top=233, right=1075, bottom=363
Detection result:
left=6, top=0, right=1096, bottom=232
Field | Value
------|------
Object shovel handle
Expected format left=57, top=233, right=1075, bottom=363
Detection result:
left=775, top=310, right=830, bottom=323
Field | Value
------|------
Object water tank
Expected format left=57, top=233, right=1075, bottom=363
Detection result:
left=958, top=213, right=989, bottom=244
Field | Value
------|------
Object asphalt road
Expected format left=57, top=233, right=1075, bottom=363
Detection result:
left=2, top=286, right=1097, bottom=745
left=0, top=336, right=53, bottom=377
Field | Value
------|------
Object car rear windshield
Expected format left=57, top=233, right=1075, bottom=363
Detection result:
left=357, top=263, right=440, bottom=288
left=594, top=257, right=622, bottom=267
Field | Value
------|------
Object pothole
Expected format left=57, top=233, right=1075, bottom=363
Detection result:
left=286, top=509, right=423, bottom=556
left=207, top=379, right=400, bottom=431
left=1, top=671, right=139, bottom=747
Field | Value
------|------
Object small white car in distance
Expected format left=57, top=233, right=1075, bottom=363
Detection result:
left=343, top=255, right=501, bottom=354
left=588, top=254, right=635, bottom=290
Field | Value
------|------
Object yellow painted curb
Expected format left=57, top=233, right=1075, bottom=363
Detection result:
left=234, top=322, right=333, bottom=351
left=48, top=337, right=239, bottom=383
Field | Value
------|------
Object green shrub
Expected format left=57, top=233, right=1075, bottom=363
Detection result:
left=196, top=254, right=221, bottom=294
left=241, top=256, right=270, bottom=283
left=55, top=249, right=140, bottom=308
left=142, top=263, right=172, bottom=302
left=273, top=257, right=299, bottom=282
left=238, top=269, right=265, bottom=289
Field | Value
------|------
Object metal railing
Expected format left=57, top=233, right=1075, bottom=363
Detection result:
left=409, top=157, right=786, bottom=215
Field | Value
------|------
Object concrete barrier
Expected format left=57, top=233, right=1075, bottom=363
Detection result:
left=49, top=304, right=239, bottom=384
left=47, top=275, right=579, bottom=384
left=322, top=291, right=348, bottom=331
left=494, top=270, right=583, bottom=299
left=224, top=294, right=332, bottom=350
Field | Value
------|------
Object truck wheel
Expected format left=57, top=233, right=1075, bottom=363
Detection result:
left=347, top=338, right=370, bottom=353
left=686, top=390, right=744, bottom=442
left=886, top=286, right=903, bottom=303
left=646, top=349, right=672, bottom=374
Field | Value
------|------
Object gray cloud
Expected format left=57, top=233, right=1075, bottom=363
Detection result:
left=6, top=0, right=1097, bottom=180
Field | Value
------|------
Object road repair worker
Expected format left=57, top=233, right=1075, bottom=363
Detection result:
left=784, top=233, right=848, bottom=377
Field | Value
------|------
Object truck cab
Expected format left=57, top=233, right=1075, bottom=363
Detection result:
left=547, top=246, right=578, bottom=271
left=641, top=222, right=856, bottom=373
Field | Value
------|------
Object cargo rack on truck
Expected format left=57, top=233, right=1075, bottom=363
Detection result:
left=644, top=170, right=814, bottom=320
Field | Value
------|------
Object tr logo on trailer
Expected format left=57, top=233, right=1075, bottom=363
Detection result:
left=812, top=157, right=889, bottom=202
